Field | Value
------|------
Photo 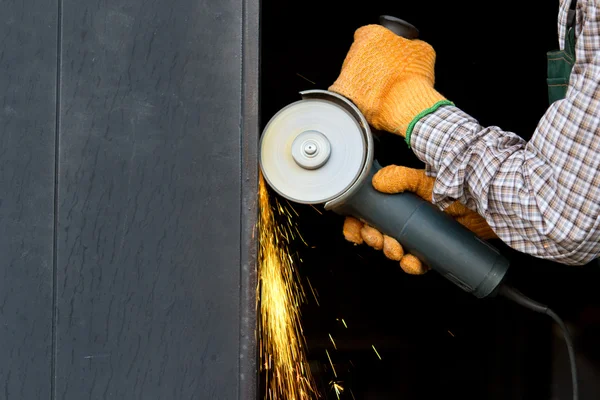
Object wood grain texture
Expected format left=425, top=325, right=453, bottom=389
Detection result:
left=0, top=1, right=57, bottom=399
left=56, top=0, right=243, bottom=398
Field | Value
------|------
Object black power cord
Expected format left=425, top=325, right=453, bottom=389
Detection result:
left=498, top=284, right=578, bottom=400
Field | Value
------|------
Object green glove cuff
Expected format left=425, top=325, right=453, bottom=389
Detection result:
left=405, top=100, right=454, bottom=148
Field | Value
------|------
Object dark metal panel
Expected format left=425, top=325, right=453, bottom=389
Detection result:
left=56, top=0, right=244, bottom=398
left=239, top=0, right=260, bottom=396
left=0, top=1, right=57, bottom=399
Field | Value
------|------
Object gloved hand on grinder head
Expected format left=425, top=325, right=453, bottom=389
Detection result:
left=329, top=24, right=449, bottom=140
left=329, top=24, right=497, bottom=274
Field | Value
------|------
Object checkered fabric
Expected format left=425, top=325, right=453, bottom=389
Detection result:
left=410, top=0, right=600, bottom=265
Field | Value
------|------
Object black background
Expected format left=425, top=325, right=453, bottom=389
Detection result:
left=261, top=0, right=600, bottom=399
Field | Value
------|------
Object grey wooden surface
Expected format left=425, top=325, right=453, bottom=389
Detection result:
left=0, top=0, right=258, bottom=398
left=0, top=0, right=57, bottom=398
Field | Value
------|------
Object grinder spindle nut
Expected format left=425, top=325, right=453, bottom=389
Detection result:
left=291, top=130, right=331, bottom=170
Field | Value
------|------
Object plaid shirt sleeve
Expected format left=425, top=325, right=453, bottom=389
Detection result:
left=409, top=0, right=600, bottom=266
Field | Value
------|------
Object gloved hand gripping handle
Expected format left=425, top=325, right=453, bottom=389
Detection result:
left=329, top=17, right=511, bottom=298
left=329, top=162, right=509, bottom=298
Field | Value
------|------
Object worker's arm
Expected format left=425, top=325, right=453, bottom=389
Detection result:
left=410, top=3, right=600, bottom=265
left=411, top=105, right=600, bottom=265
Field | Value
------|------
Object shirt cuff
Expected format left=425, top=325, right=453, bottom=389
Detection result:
left=409, top=105, right=475, bottom=210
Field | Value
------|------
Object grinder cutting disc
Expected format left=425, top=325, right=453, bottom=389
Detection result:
left=259, top=92, right=368, bottom=204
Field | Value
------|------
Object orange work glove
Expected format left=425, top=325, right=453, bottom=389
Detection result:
left=329, top=24, right=452, bottom=142
left=343, top=166, right=497, bottom=275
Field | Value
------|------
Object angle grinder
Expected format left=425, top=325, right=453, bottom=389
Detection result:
left=259, top=16, right=578, bottom=397
left=259, top=16, right=509, bottom=299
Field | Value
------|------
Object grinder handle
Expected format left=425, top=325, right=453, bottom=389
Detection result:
left=378, top=15, right=419, bottom=39
left=329, top=161, right=510, bottom=298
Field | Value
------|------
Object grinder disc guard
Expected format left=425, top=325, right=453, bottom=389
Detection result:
left=260, top=92, right=368, bottom=204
